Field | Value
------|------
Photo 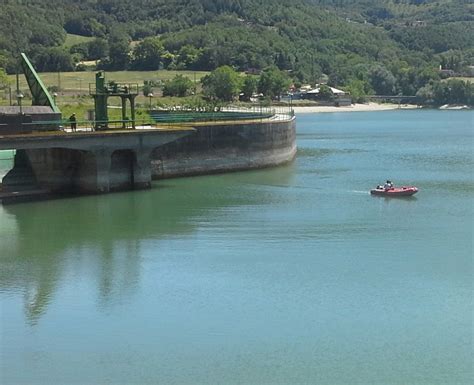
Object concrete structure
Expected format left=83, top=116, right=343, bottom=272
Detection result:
left=1, top=116, right=297, bottom=203
left=295, top=85, right=352, bottom=107
left=1, top=128, right=194, bottom=197
left=0, top=106, right=61, bottom=135
left=1, top=54, right=297, bottom=203
left=90, top=72, right=139, bottom=130
left=151, top=117, right=296, bottom=178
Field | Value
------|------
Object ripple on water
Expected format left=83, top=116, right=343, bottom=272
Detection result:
left=400, top=153, right=473, bottom=172
left=298, top=147, right=370, bottom=158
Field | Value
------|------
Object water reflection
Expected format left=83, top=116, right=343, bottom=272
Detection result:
left=0, top=164, right=295, bottom=324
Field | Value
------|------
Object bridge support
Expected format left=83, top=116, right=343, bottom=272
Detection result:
left=1, top=150, right=39, bottom=192
left=0, top=128, right=194, bottom=201
left=132, top=151, right=152, bottom=190
left=94, top=149, right=113, bottom=193
left=92, top=149, right=151, bottom=192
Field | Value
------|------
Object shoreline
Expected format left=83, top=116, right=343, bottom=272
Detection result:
left=291, top=102, right=420, bottom=114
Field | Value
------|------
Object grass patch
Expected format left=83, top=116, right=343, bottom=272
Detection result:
left=9, top=70, right=209, bottom=92
left=63, top=34, right=95, bottom=49
left=446, top=77, right=473, bottom=83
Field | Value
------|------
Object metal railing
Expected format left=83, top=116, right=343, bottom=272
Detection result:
left=149, top=105, right=294, bottom=124
left=0, top=119, right=141, bottom=134
left=89, top=83, right=139, bottom=96
left=0, top=106, right=295, bottom=135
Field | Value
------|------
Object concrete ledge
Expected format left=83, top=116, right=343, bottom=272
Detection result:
left=0, top=127, right=195, bottom=151
left=0, top=188, right=50, bottom=204
left=1, top=116, right=296, bottom=202
left=0, top=127, right=195, bottom=198
left=152, top=117, right=296, bottom=179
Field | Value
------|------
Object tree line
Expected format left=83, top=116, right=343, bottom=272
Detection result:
left=156, top=65, right=290, bottom=102
left=0, top=0, right=472, bottom=104
left=154, top=65, right=474, bottom=107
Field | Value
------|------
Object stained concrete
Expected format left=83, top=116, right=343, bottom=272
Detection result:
left=1, top=128, right=194, bottom=195
left=1, top=116, right=296, bottom=201
left=151, top=117, right=296, bottom=178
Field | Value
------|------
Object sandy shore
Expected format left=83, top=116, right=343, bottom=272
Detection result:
left=292, top=102, right=419, bottom=114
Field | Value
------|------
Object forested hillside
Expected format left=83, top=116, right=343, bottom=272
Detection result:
left=0, top=0, right=472, bottom=98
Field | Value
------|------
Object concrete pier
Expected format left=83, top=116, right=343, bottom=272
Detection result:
left=1, top=115, right=297, bottom=203
left=151, top=117, right=296, bottom=178
left=0, top=128, right=194, bottom=197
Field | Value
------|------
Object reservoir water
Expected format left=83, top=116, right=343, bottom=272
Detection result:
left=1, top=110, right=472, bottom=384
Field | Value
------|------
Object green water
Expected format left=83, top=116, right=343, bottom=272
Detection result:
left=1, top=110, right=472, bottom=384
left=0, top=150, right=14, bottom=179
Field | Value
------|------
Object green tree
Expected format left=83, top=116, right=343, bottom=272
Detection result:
left=0, top=53, right=8, bottom=71
left=0, top=0, right=471, bottom=84
left=447, top=79, right=471, bottom=104
left=132, top=37, right=165, bottom=70
left=258, top=66, right=290, bottom=100
left=87, top=38, right=109, bottom=60
left=432, top=82, right=450, bottom=105
left=416, top=84, right=435, bottom=105
left=345, top=79, right=370, bottom=103
left=176, top=45, right=202, bottom=70
left=33, top=48, right=74, bottom=72
left=101, top=29, right=130, bottom=70
left=241, top=75, right=257, bottom=101
left=368, top=65, right=396, bottom=95
left=202, top=66, right=242, bottom=102
left=163, top=75, right=194, bottom=97
left=142, top=81, right=153, bottom=97
left=0, top=68, right=10, bottom=91
left=318, top=84, right=334, bottom=101
left=425, top=80, right=473, bottom=106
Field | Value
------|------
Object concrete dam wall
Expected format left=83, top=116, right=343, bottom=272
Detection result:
left=151, top=117, right=296, bottom=178
left=1, top=117, right=296, bottom=203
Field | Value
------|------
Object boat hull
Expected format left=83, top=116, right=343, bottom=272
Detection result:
left=370, top=186, right=418, bottom=197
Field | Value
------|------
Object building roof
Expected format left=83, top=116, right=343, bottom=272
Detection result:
left=0, top=106, right=56, bottom=115
left=305, top=86, right=346, bottom=95
left=330, top=87, right=346, bottom=95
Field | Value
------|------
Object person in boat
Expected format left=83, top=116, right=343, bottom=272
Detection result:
left=383, top=180, right=393, bottom=190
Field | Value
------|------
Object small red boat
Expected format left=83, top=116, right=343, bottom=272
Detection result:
left=370, top=186, right=418, bottom=197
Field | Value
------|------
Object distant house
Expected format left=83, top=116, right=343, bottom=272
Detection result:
left=301, top=85, right=351, bottom=106
left=408, top=20, right=427, bottom=28
left=303, top=88, right=320, bottom=99
left=439, top=68, right=456, bottom=78
left=299, top=84, right=312, bottom=92
left=245, top=68, right=261, bottom=75
left=301, top=85, right=347, bottom=98
left=328, top=87, right=347, bottom=96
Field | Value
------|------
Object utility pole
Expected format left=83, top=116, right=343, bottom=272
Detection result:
left=16, top=72, right=23, bottom=114
left=16, top=71, right=19, bottom=96
left=148, top=92, right=153, bottom=110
